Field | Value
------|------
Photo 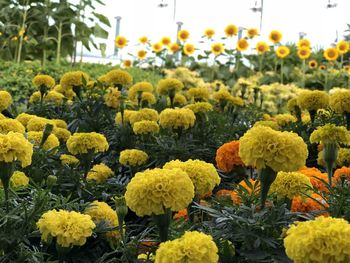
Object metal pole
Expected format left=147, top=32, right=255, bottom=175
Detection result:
left=238, top=27, right=244, bottom=40
left=114, top=16, right=122, bottom=57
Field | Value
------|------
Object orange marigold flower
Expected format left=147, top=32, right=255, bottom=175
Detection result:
left=173, top=209, right=188, bottom=220
left=215, top=140, right=244, bottom=172
left=333, top=167, right=350, bottom=185
left=216, top=189, right=241, bottom=204
left=299, top=167, right=328, bottom=192
left=238, top=179, right=260, bottom=194
left=291, top=193, right=329, bottom=215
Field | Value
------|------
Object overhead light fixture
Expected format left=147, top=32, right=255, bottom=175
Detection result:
left=158, top=0, right=168, bottom=8
left=250, top=0, right=262, bottom=12
left=326, top=0, right=337, bottom=8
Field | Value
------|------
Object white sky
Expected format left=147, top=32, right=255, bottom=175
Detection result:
left=86, top=0, right=350, bottom=58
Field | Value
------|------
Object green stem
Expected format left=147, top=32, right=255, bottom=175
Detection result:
left=16, top=0, right=29, bottom=64
left=56, top=21, right=63, bottom=65
left=259, top=166, right=277, bottom=209
left=302, top=59, right=306, bottom=87
left=258, top=54, right=263, bottom=73
left=0, top=162, right=15, bottom=212
left=280, top=59, right=284, bottom=84
left=323, top=142, right=338, bottom=186
left=153, top=209, right=172, bottom=242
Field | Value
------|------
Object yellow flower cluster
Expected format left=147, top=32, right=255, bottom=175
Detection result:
left=155, top=231, right=219, bottom=263
left=163, top=159, right=220, bottom=196
left=52, top=119, right=67, bottom=129
left=171, top=93, right=187, bottom=106
left=27, top=131, right=60, bottom=150
left=115, top=110, right=136, bottom=124
left=60, top=71, right=89, bottom=89
left=239, top=126, right=308, bottom=172
left=86, top=163, right=114, bottom=183
left=53, top=128, right=71, bottom=142
left=184, top=102, right=213, bottom=113
left=212, top=88, right=232, bottom=102
left=0, top=132, right=33, bottom=167
left=159, top=108, right=196, bottom=130
left=187, top=87, right=210, bottom=101
left=44, top=90, right=65, bottom=105
left=0, top=119, right=25, bottom=134
left=84, top=201, right=120, bottom=241
left=37, top=209, right=96, bottom=248
left=0, top=90, right=12, bottom=111
left=53, top=84, right=76, bottom=100
left=104, top=87, right=121, bottom=109
left=27, top=116, right=56, bottom=132
left=228, top=96, right=244, bottom=107
left=269, top=171, right=312, bottom=199
left=32, top=74, right=55, bottom=88
left=66, top=132, right=108, bottom=155
left=329, top=90, right=350, bottom=114
left=284, top=216, right=350, bottom=263
left=138, top=92, right=156, bottom=105
left=254, top=120, right=280, bottom=130
left=310, top=124, right=350, bottom=145
left=119, top=149, right=148, bottom=167
left=297, top=90, right=329, bottom=111
left=273, top=114, right=297, bottom=126
left=105, top=69, right=133, bottom=87
left=125, top=168, right=194, bottom=216
left=129, top=108, right=159, bottom=125
left=0, top=171, right=29, bottom=188
left=128, top=81, right=154, bottom=101
left=16, top=113, right=36, bottom=127
left=132, top=120, right=160, bottom=135
left=60, top=154, right=79, bottom=165
left=157, top=78, right=184, bottom=96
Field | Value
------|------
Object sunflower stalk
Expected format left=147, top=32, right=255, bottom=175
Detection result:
left=280, top=59, right=284, bottom=84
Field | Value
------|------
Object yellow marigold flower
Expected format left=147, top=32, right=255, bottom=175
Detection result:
left=239, top=126, right=308, bottom=172
left=53, top=128, right=71, bottom=142
left=269, top=30, right=282, bottom=44
left=324, top=47, right=339, bottom=61
left=256, top=41, right=270, bottom=54
left=37, top=209, right=95, bottom=248
left=335, top=148, right=350, bottom=167
left=52, top=119, right=67, bottom=129
left=157, top=78, right=184, bottom=95
left=29, top=91, right=41, bottom=104
left=87, top=163, right=114, bottom=183
left=138, top=92, right=156, bottom=105
left=212, top=88, right=231, bottom=102
left=0, top=114, right=6, bottom=120
left=139, top=36, right=148, bottom=45
left=274, top=113, right=297, bottom=126
left=60, top=154, right=79, bottom=165
left=128, top=82, right=154, bottom=101
left=308, top=60, right=318, bottom=69
left=269, top=171, right=312, bottom=199
left=184, top=102, right=213, bottom=113
left=132, top=120, right=159, bottom=135
left=32, top=74, right=55, bottom=89
left=204, top=28, right=215, bottom=38
left=330, top=90, right=350, bottom=113
left=105, top=69, right=133, bottom=88
left=178, top=29, right=190, bottom=42
left=224, top=24, right=238, bottom=37
left=60, top=71, right=89, bottom=90
left=125, top=168, right=194, bottom=216
left=254, top=120, right=280, bottom=130
left=0, top=90, right=12, bottom=111
left=1, top=171, right=29, bottom=188
left=228, top=96, right=244, bottom=107
left=66, top=132, right=109, bottom=155
left=284, top=216, right=350, bottom=263
left=119, top=149, right=148, bottom=167
left=164, top=159, right=220, bottom=196
left=0, top=132, right=33, bottom=167
left=115, top=35, right=128, bottom=48
left=155, top=231, right=219, bottom=263
left=169, top=42, right=180, bottom=53
left=27, top=117, right=56, bottom=132
left=115, top=110, right=136, bottom=124
left=170, top=93, right=187, bottom=106
left=27, top=131, right=60, bottom=150
left=152, top=42, right=163, bottom=53
left=276, top=46, right=290, bottom=58
left=129, top=108, right=159, bottom=125
left=187, top=87, right=210, bottom=101
left=183, top=43, right=195, bottom=55
left=297, top=90, right=329, bottom=111
left=159, top=108, right=195, bottom=130
left=310, top=124, right=350, bottom=145
left=85, top=201, right=121, bottom=242
left=297, top=47, right=311, bottom=60
left=336, top=40, right=349, bottom=54
left=160, top=36, right=171, bottom=46
left=236, top=38, right=249, bottom=52
left=137, top=49, right=147, bottom=60
left=211, top=42, right=224, bottom=56
left=297, top=39, right=311, bottom=49
left=247, top=28, right=259, bottom=38
left=0, top=119, right=25, bottom=134
left=104, top=87, right=121, bottom=109
left=44, top=90, right=65, bottom=105
left=122, top=59, right=132, bottom=68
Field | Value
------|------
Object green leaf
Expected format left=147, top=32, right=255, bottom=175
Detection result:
left=93, top=23, right=109, bottom=39
left=100, top=43, right=107, bottom=58
left=92, top=12, right=111, bottom=27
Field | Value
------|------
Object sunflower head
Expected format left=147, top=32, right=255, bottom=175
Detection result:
left=256, top=41, right=269, bottom=54
left=178, top=30, right=190, bottom=42
left=224, top=24, right=238, bottom=37
left=269, top=30, right=282, bottom=44
left=169, top=43, right=180, bottom=53
left=297, top=47, right=311, bottom=60
left=308, top=60, right=318, bottom=69
left=122, top=60, right=132, bottom=68
left=183, top=43, right=195, bottom=56
left=204, top=28, right=215, bottom=38
left=139, top=36, right=148, bottom=45
left=161, top=36, right=171, bottom=46
left=152, top=43, right=163, bottom=53
left=115, top=36, right=128, bottom=49
left=276, top=46, right=290, bottom=59
left=297, top=39, right=311, bottom=49
left=211, top=42, right=224, bottom=56
left=236, top=39, right=249, bottom=52
left=324, top=47, right=339, bottom=61
left=319, top=64, right=327, bottom=70
left=137, top=50, right=147, bottom=60
left=247, top=28, right=259, bottom=38
left=336, top=40, right=349, bottom=54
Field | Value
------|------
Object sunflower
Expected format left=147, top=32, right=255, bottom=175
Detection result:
left=137, top=50, right=147, bottom=60
left=247, top=28, right=259, bottom=38
left=139, top=36, right=148, bottom=45
left=256, top=41, right=269, bottom=54
left=224, top=24, right=238, bottom=37
left=336, top=40, right=349, bottom=54
left=169, top=43, right=180, bottom=53
left=308, top=60, right=318, bottom=69
left=178, top=30, right=190, bottom=42
left=323, top=47, right=339, bottom=61
left=344, top=65, right=350, bottom=72
left=276, top=46, right=290, bottom=58
left=268, top=30, right=282, bottom=44
left=319, top=64, right=327, bottom=70
left=297, top=47, right=311, bottom=60
left=211, top=42, right=224, bottom=56
left=161, top=36, right=171, bottom=46
left=152, top=42, right=163, bottom=53
left=236, top=38, right=249, bottom=52
left=297, top=39, right=311, bottom=49
left=204, top=28, right=215, bottom=38
left=115, top=35, right=128, bottom=49
left=183, top=43, right=195, bottom=55
left=122, top=60, right=132, bottom=68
